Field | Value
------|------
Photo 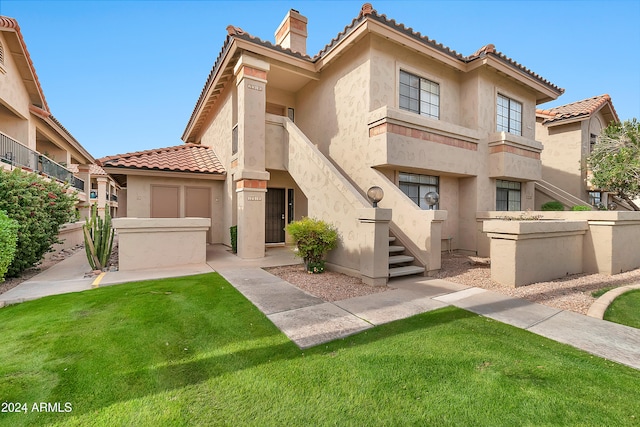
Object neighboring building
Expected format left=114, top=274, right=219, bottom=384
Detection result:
left=101, top=3, right=563, bottom=278
left=535, top=94, right=621, bottom=209
left=0, top=16, right=117, bottom=218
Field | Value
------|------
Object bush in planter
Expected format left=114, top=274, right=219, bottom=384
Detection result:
left=286, top=217, right=338, bottom=273
left=571, top=205, right=592, bottom=211
left=541, top=200, right=564, bottom=211
left=0, top=210, right=18, bottom=282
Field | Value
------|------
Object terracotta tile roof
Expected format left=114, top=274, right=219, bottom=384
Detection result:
left=184, top=3, right=563, bottom=141
left=536, top=94, right=619, bottom=124
left=97, top=144, right=226, bottom=175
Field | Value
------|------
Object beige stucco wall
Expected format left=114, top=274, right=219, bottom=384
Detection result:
left=113, top=217, right=211, bottom=271
left=537, top=120, right=583, bottom=200
left=484, top=220, right=588, bottom=287
left=125, top=175, right=223, bottom=243
left=0, top=32, right=32, bottom=146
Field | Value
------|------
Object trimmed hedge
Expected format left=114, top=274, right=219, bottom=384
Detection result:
left=0, top=169, right=76, bottom=277
left=571, top=205, right=592, bottom=211
left=0, top=210, right=18, bottom=282
left=541, top=200, right=564, bottom=211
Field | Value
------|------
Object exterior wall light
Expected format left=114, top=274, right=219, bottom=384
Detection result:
left=367, top=186, right=384, bottom=207
left=425, top=191, right=439, bottom=210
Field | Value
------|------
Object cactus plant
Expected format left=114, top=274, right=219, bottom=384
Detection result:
left=83, top=204, right=114, bottom=271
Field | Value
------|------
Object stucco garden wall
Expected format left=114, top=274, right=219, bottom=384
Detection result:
left=479, top=211, right=640, bottom=283
left=112, top=218, right=211, bottom=271
left=484, top=220, right=588, bottom=287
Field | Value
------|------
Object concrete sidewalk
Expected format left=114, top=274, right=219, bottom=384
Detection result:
left=2, top=244, right=639, bottom=370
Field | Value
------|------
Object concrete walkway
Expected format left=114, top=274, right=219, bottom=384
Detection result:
left=1, top=244, right=639, bottom=371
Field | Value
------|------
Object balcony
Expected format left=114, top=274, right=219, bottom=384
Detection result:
left=488, top=131, right=542, bottom=181
left=0, top=131, right=84, bottom=191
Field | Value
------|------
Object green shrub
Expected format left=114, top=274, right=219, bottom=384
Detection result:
left=230, top=225, right=238, bottom=253
left=0, top=168, right=76, bottom=277
left=541, top=200, right=564, bottom=211
left=0, top=210, right=18, bottom=282
left=571, top=205, right=592, bottom=211
left=286, top=217, right=338, bottom=273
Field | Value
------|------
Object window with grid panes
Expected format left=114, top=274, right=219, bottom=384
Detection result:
left=588, top=191, right=601, bottom=206
left=496, top=94, right=522, bottom=135
left=399, top=70, right=439, bottom=119
left=399, top=172, right=439, bottom=209
left=496, top=180, right=521, bottom=211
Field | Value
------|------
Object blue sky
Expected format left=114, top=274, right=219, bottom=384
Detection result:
left=2, top=0, right=639, bottom=159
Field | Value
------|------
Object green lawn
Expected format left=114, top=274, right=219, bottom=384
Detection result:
left=0, top=273, right=638, bottom=426
left=605, top=289, right=640, bottom=329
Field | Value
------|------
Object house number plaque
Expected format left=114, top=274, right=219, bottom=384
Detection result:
left=247, top=84, right=263, bottom=91
left=247, top=196, right=262, bottom=201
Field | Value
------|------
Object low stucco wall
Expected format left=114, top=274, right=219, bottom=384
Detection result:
left=542, top=211, right=640, bottom=275
left=484, top=220, right=588, bottom=287
left=46, top=222, right=84, bottom=259
left=112, top=217, right=211, bottom=271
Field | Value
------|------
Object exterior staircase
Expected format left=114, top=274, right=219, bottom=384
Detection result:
left=388, top=235, right=425, bottom=279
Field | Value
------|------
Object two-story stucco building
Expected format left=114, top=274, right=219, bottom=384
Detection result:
left=101, top=3, right=564, bottom=280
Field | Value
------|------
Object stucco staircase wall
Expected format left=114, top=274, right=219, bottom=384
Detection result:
left=535, top=180, right=591, bottom=209
left=282, top=117, right=443, bottom=273
left=280, top=117, right=374, bottom=274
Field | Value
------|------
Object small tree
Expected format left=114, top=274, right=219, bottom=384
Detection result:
left=286, top=217, right=338, bottom=273
left=587, top=119, right=640, bottom=210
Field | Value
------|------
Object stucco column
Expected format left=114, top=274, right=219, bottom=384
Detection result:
left=75, top=164, right=91, bottom=219
left=357, top=208, right=392, bottom=286
left=234, top=54, right=270, bottom=259
left=97, top=176, right=108, bottom=217
left=426, top=210, right=448, bottom=273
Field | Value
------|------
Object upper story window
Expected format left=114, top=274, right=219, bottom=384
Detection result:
left=496, top=179, right=521, bottom=211
left=497, top=94, right=522, bottom=135
left=399, top=70, right=439, bottom=119
left=399, top=172, right=439, bottom=209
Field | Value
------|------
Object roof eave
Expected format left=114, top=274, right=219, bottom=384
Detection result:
left=467, top=56, right=564, bottom=104
left=101, top=165, right=226, bottom=181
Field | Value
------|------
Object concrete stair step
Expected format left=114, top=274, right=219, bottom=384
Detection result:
left=388, top=236, right=396, bottom=243
left=389, top=265, right=425, bottom=278
left=388, top=255, right=415, bottom=265
left=389, top=245, right=405, bottom=254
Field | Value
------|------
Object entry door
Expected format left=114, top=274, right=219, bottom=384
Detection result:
left=265, top=188, right=285, bottom=243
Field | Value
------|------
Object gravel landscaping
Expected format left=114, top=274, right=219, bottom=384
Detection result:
left=267, top=253, right=640, bottom=315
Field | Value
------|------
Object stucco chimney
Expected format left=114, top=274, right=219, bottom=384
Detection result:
left=275, top=9, right=308, bottom=55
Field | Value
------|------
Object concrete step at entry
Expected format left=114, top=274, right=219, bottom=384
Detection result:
left=389, top=265, right=426, bottom=278
left=387, top=233, right=426, bottom=279
left=388, top=255, right=415, bottom=265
